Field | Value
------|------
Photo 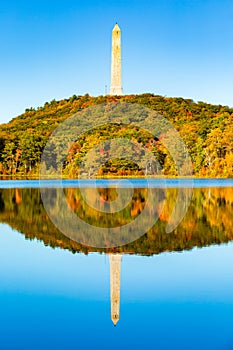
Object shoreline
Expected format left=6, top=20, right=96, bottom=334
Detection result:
left=0, top=174, right=233, bottom=180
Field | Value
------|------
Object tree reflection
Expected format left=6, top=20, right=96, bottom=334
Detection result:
left=0, top=187, right=233, bottom=255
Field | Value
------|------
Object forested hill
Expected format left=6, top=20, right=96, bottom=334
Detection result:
left=0, top=93, right=233, bottom=177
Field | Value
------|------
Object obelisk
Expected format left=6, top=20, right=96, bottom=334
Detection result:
left=109, top=254, right=122, bottom=326
left=110, top=23, right=123, bottom=95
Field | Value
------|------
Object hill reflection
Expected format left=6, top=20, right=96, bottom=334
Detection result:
left=0, top=186, right=233, bottom=255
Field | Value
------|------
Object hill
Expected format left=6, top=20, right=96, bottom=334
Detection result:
left=0, top=93, right=233, bottom=177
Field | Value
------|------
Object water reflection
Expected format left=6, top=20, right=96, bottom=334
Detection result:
left=1, top=185, right=233, bottom=349
left=0, top=187, right=233, bottom=255
left=1, top=186, right=233, bottom=326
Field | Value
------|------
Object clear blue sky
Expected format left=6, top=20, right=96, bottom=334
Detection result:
left=0, top=0, right=233, bottom=123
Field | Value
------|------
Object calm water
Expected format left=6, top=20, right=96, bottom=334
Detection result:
left=0, top=179, right=233, bottom=350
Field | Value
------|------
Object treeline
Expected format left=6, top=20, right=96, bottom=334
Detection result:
left=0, top=93, right=233, bottom=177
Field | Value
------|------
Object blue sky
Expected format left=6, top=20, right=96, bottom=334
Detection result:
left=0, top=0, right=233, bottom=123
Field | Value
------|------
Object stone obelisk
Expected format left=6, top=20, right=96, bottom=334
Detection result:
left=110, top=23, right=123, bottom=95
left=109, top=254, right=122, bottom=326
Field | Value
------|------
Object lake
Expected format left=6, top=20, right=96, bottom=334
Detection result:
left=0, top=179, right=233, bottom=350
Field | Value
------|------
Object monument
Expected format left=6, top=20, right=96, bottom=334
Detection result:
left=109, top=254, right=122, bottom=326
left=110, top=23, right=123, bottom=95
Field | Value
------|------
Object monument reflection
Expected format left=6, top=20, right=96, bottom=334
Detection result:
left=109, top=254, right=122, bottom=326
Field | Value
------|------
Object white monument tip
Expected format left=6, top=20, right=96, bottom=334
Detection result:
left=110, top=23, right=123, bottom=95
left=113, top=23, right=120, bottom=31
